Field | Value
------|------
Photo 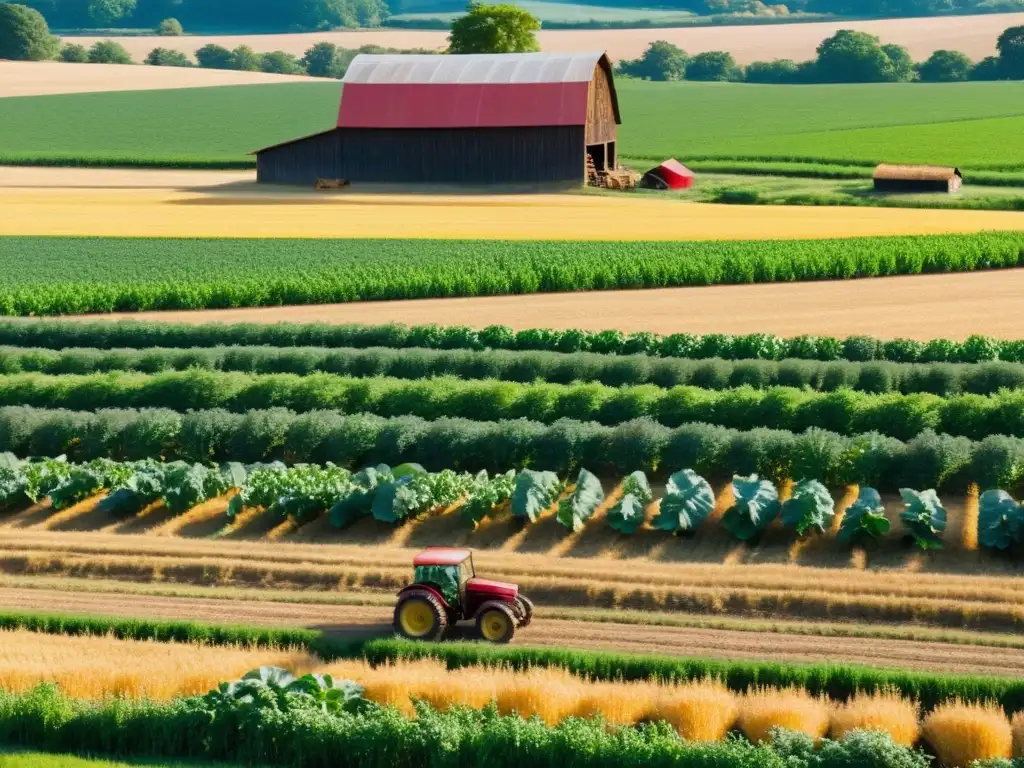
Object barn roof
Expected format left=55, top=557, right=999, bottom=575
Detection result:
left=873, top=164, right=962, bottom=181
left=337, top=51, right=620, bottom=130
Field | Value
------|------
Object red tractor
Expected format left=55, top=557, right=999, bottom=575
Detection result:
left=393, top=548, right=533, bottom=643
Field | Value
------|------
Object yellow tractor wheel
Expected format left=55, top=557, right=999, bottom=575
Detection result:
left=475, top=601, right=516, bottom=644
left=393, top=591, right=447, bottom=641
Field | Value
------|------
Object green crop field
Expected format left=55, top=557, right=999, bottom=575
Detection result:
left=0, top=232, right=1021, bottom=315
left=2, top=80, right=1023, bottom=172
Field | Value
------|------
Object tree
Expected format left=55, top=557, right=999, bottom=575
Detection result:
left=230, top=45, right=261, bottom=71
left=744, top=59, right=799, bottom=84
left=87, top=0, right=136, bottom=26
left=195, top=43, right=233, bottom=69
left=685, top=50, right=743, bottom=81
left=60, top=43, right=89, bottom=62
left=157, top=18, right=183, bottom=35
left=970, top=55, right=1004, bottom=81
left=145, top=47, right=192, bottom=66
left=814, top=29, right=895, bottom=83
left=259, top=50, right=305, bottom=74
left=88, top=39, right=133, bottom=63
left=302, top=41, right=343, bottom=78
left=917, top=49, right=973, bottom=82
left=616, top=40, right=687, bottom=81
left=447, top=2, right=539, bottom=55
left=997, top=25, right=1024, bottom=79
left=881, top=43, right=915, bottom=81
left=0, top=3, right=59, bottom=61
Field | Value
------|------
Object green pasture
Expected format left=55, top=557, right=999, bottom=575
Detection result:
left=0, top=753, right=250, bottom=768
left=1, top=80, right=1023, bottom=172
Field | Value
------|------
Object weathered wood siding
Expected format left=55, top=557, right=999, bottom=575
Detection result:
left=257, top=126, right=586, bottom=187
left=586, top=64, right=617, bottom=145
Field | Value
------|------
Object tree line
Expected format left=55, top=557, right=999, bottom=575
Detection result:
left=617, top=27, right=1024, bottom=82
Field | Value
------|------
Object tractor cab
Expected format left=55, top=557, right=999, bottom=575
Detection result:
left=394, top=547, right=533, bottom=643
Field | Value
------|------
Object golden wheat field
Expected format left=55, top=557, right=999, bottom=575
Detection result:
left=2, top=184, right=1024, bottom=240
left=3, top=636, right=1021, bottom=766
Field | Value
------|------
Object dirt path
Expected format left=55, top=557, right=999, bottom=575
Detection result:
left=5, top=586, right=1024, bottom=676
left=64, top=12, right=1024, bottom=64
left=75, top=268, right=1024, bottom=341
left=0, top=62, right=321, bottom=99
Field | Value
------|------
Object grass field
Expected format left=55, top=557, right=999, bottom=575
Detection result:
left=2, top=80, right=1024, bottom=172
left=389, top=0, right=699, bottom=23
left=0, top=754, right=250, bottom=768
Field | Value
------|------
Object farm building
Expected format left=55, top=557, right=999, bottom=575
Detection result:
left=255, top=51, right=621, bottom=188
left=873, top=164, right=963, bottom=193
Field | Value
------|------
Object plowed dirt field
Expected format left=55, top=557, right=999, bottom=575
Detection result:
left=3, top=586, right=1022, bottom=676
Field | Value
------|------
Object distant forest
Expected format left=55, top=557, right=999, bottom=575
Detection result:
left=16, top=0, right=1024, bottom=31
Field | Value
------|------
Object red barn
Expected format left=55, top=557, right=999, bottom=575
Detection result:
left=255, top=51, right=621, bottom=187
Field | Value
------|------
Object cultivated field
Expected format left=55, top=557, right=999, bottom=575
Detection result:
left=64, top=11, right=1024, bottom=63
left=3, top=184, right=1023, bottom=239
left=0, top=62, right=321, bottom=99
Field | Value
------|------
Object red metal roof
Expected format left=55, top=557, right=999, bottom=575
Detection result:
left=337, top=52, right=617, bottom=130
left=413, top=547, right=472, bottom=566
left=657, top=159, right=696, bottom=189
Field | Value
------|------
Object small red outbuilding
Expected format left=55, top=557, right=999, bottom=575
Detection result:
left=642, top=159, right=696, bottom=190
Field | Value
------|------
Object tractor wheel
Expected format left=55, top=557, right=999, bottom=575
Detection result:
left=514, top=595, right=534, bottom=627
left=475, top=601, right=516, bottom=644
left=394, top=590, right=448, bottom=641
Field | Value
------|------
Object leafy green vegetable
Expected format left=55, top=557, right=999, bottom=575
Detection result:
left=328, top=465, right=390, bottom=529
left=978, top=489, right=1024, bottom=550
left=899, top=488, right=947, bottom=550
left=461, top=470, right=516, bottom=528
left=48, top=464, right=106, bottom=510
left=556, top=469, right=604, bottom=532
left=510, top=470, right=563, bottom=523
left=652, top=469, right=715, bottom=533
left=780, top=479, right=835, bottom=536
left=607, top=471, right=653, bottom=534
left=836, top=487, right=890, bottom=545
left=722, top=474, right=780, bottom=541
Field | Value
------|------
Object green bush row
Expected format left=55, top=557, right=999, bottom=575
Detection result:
left=9, top=344, right=1024, bottom=397
left=1, top=232, right=1022, bottom=315
left=4, top=407, right=1023, bottom=492
left=0, top=684, right=910, bottom=768
left=3, top=318, right=1024, bottom=364
left=8, top=370, right=1024, bottom=441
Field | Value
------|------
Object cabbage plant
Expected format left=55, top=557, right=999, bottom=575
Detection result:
left=722, top=474, right=779, bottom=541
left=329, top=465, right=390, bottom=529
left=510, top=470, right=563, bottom=522
left=836, top=487, right=889, bottom=545
left=607, top=471, right=653, bottom=534
left=652, top=469, right=715, bottom=534
left=899, top=488, right=947, bottom=550
left=372, top=469, right=474, bottom=524
left=461, top=469, right=516, bottom=528
left=978, top=490, right=1024, bottom=550
left=780, top=479, right=835, bottom=536
left=556, top=468, right=604, bottom=532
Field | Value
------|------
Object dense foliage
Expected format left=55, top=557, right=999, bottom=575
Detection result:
left=10, top=320, right=1024, bottom=368
left=0, top=232, right=1022, bottom=315
left=4, top=408, right=1024, bottom=492
left=0, top=3, right=58, bottom=61
left=447, top=1, right=539, bottom=54
left=10, top=368, right=1024, bottom=441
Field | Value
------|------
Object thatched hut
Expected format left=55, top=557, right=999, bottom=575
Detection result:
left=872, top=164, right=962, bottom=193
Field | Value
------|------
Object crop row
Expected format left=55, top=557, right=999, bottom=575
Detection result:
left=5, top=319, right=1024, bottom=364
left=1, top=231, right=1023, bottom=315
left=8, top=370, right=1024, bottom=441
left=5, top=456, right=999, bottom=551
left=3, top=407, right=1024, bottom=492
left=10, top=344, right=1024, bottom=397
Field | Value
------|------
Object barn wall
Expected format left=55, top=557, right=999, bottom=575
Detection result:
left=873, top=178, right=952, bottom=193
left=586, top=65, right=617, bottom=145
left=257, top=126, right=586, bottom=186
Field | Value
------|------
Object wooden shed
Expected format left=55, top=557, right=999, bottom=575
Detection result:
left=255, top=51, right=621, bottom=188
left=872, top=164, right=963, bottom=193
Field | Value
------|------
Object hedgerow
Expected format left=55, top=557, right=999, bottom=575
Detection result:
left=3, top=407, right=1023, bottom=492
left=0, top=232, right=1022, bottom=315
left=2, top=319, right=1023, bottom=364
left=7, top=370, right=1024, bottom=441
left=7, top=344, right=1024, bottom=397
